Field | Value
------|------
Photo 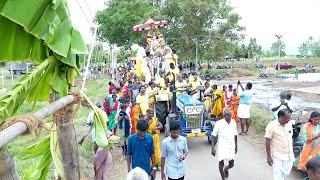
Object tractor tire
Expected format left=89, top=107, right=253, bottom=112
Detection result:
left=155, top=101, right=168, bottom=126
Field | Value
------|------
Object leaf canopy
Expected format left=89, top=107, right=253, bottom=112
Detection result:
left=0, top=0, right=88, bottom=66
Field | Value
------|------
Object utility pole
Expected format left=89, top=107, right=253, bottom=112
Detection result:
left=275, top=34, right=282, bottom=70
left=190, top=38, right=198, bottom=69
left=275, top=34, right=282, bottom=59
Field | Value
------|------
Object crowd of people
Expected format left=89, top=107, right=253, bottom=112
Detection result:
left=86, top=43, right=320, bottom=180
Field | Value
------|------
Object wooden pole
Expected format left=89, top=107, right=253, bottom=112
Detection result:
left=0, top=149, right=19, bottom=180
left=0, top=95, right=75, bottom=149
left=56, top=105, right=80, bottom=180
left=56, top=69, right=80, bottom=180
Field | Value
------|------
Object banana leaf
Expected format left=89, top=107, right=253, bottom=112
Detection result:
left=0, top=0, right=88, bottom=67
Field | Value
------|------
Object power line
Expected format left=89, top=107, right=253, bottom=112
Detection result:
left=83, top=0, right=94, bottom=20
left=74, top=0, right=93, bottom=27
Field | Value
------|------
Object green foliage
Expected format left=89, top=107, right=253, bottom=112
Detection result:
left=247, top=38, right=262, bottom=59
left=298, top=36, right=320, bottom=58
left=0, top=57, right=74, bottom=123
left=90, top=43, right=109, bottom=65
left=22, top=136, right=52, bottom=180
left=95, top=0, right=160, bottom=46
left=0, top=0, right=88, bottom=65
left=271, top=40, right=286, bottom=57
left=250, top=106, right=271, bottom=133
left=96, top=0, right=244, bottom=61
left=116, top=47, right=127, bottom=64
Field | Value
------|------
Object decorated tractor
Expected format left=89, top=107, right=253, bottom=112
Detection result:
left=131, top=19, right=212, bottom=142
left=164, top=83, right=213, bottom=144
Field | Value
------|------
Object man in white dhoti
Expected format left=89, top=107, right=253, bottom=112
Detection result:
left=211, top=109, right=238, bottom=180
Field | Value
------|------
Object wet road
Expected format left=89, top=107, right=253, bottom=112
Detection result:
left=158, top=135, right=302, bottom=180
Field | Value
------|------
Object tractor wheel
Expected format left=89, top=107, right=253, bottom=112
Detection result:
left=165, top=124, right=170, bottom=137
left=155, top=101, right=168, bottom=126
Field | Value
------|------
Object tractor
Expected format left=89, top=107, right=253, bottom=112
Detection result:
left=164, top=75, right=213, bottom=144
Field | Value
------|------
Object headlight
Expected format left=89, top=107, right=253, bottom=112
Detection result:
left=196, top=107, right=203, bottom=112
left=186, top=107, right=193, bottom=113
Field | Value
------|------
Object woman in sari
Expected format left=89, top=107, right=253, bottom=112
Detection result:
left=203, top=82, right=212, bottom=115
left=147, top=81, right=157, bottom=108
left=130, top=100, right=140, bottom=134
left=145, top=108, right=163, bottom=168
left=229, top=89, right=240, bottom=123
left=296, top=111, right=320, bottom=171
left=211, top=84, right=224, bottom=118
left=107, top=94, right=119, bottom=132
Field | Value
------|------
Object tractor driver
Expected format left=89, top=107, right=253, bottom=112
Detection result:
left=175, top=73, right=188, bottom=96
left=187, top=73, right=202, bottom=99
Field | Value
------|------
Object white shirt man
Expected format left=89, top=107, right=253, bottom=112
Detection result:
left=211, top=109, right=238, bottom=179
left=265, top=109, right=294, bottom=180
left=211, top=117, right=238, bottom=161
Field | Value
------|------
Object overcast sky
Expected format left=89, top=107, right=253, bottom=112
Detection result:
left=68, top=0, right=320, bottom=55
left=231, top=0, right=320, bottom=54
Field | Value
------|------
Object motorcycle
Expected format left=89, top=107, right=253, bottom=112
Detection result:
left=289, top=109, right=307, bottom=158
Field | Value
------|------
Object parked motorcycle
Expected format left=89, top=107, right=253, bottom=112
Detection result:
left=289, top=109, right=307, bottom=158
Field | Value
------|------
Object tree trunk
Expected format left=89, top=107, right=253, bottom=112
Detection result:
left=0, top=149, right=20, bottom=180
left=56, top=105, right=80, bottom=180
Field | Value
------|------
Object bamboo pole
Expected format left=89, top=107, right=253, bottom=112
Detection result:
left=0, top=95, right=75, bottom=149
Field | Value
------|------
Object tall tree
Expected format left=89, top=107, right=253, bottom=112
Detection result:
left=271, top=40, right=286, bottom=57
left=162, top=0, right=244, bottom=61
left=95, top=0, right=160, bottom=46
left=298, top=42, right=309, bottom=58
left=247, top=38, right=262, bottom=59
left=96, top=0, right=245, bottom=62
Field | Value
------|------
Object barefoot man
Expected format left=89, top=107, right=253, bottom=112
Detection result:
left=211, top=109, right=238, bottom=180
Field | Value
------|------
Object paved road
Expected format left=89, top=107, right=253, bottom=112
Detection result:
left=158, top=135, right=301, bottom=180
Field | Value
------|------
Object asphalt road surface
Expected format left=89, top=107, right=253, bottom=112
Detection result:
left=158, top=134, right=302, bottom=180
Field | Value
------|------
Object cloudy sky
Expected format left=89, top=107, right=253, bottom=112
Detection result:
left=68, top=0, right=320, bottom=55
left=231, top=0, right=320, bottom=54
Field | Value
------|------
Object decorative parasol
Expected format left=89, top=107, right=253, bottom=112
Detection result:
left=132, top=19, right=168, bottom=32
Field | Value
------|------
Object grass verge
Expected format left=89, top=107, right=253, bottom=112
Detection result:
left=250, top=106, right=272, bottom=134
left=4, top=76, right=118, bottom=179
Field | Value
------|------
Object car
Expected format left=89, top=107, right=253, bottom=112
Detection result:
left=275, top=62, right=296, bottom=70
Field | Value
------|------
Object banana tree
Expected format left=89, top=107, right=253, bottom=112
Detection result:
left=0, top=0, right=88, bottom=179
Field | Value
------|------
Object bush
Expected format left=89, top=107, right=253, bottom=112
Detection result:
left=250, top=106, right=272, bottom=133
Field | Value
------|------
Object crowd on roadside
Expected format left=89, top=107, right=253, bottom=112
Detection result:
left=86, top=44, right=320, bottom=180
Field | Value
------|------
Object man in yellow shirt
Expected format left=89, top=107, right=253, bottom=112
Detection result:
left=175, top=73, right=187, bottom=96
left=166, top=63, right=180, bottom=86
left=188, top=73, right=202, bottom=97
left=188, top=67, right=196, bottom=83
left=136, top=86, right=149, bottom=117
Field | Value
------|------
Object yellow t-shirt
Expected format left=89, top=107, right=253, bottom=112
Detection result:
left=136, top=93, right=149, bottom=115
left=169, top=68, right=180, bottom=81
left=175, top=80, right=187, bottom=96
left=188, top=80, right=201, bottom=91
left=188, top=75, right=194, bottom=83
left=147, top=87, right=155, bottom=104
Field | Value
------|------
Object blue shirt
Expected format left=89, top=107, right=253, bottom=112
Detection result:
left=127, top=133, right=154, bottom=175
left=239, top=90, right=252, bottom=105
left=161, top=136, right=188, bottom=179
